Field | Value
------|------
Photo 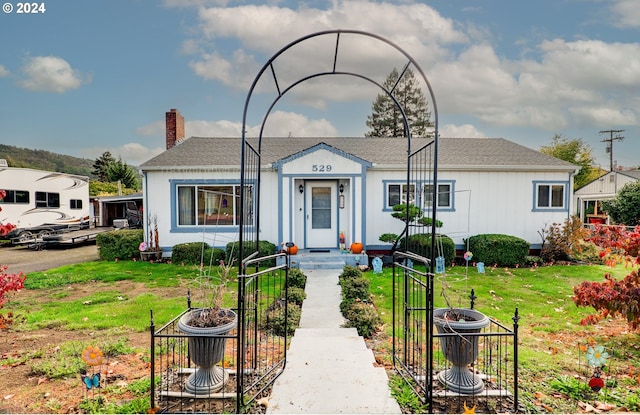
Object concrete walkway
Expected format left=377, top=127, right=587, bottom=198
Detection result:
left=267, top=268, right=402, bottom=414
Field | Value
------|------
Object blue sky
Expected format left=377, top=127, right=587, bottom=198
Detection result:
left=1, top=0, right=638, bottom=170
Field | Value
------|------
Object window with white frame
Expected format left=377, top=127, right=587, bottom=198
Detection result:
left=387, top=183, right=415, bottom=208
left=535, top=183, right=566, bottom=209
left=177, top=184, right=249, bottom=226
left=422, top=183, right=452, bottom=209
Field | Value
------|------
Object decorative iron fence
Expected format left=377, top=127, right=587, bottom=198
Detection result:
left=392, top=251, right=519, bottom=413
left=150, top=252, right=289, bottom=414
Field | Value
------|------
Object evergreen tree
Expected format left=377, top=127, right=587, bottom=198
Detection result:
left=92, top=151, right=116, bottom=182
left=365, top=67, right=433, bottom=138
left=107, top=158, right=140, bottom=190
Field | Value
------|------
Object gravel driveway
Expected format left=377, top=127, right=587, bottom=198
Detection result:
left=0, top=243, right=100, bottom=274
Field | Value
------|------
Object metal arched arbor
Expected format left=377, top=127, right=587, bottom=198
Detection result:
left=237, top=29, right=440, bottom=411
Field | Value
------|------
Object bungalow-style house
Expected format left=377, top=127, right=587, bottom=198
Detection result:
left=138, top=110, right=578, bottom=257
left=574, top=170, right=640, bottom=225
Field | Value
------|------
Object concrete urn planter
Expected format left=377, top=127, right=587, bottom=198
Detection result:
left=433, top=307, right=490, bottom=394
left=177, top=308, right=238, bottom=395
left=140, top=250, right=162, bottom=261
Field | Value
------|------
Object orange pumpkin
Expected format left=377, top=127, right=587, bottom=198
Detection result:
left=350, top=242, right=363, bottom=254
left=286, top=244, right=298, bottom=255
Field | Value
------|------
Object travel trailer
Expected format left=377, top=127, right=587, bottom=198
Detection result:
left=0, top=163, right=90, bottom=241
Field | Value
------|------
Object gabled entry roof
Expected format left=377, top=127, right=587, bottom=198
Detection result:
left=272, top=142, right=373, bottom=169
left=140, top=136, right=577, bottom=172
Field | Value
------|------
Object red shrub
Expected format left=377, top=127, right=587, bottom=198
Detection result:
left=574, top=225, right=640, bottom=329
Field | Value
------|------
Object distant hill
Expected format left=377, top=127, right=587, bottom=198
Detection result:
left=0, top=144, right=95, bottom=178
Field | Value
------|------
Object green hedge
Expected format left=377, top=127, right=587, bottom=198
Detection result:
left=400, top=233, right=456, bottom=265
left=226, top=240, right=277, bottom=266
left=466, top=234, right=530, bottom=267
left=171, top=242, right=225, bottom=266
left=96, top=229, right=143, bottom=261
left=287, top=268, right=307, bottom=289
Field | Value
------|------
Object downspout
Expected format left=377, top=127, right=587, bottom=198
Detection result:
left=568, top=168, right=578, bottom=221
left=141, top=169, right=149, bottom=244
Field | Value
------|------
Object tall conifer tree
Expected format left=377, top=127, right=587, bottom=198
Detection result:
left=365, top=67, right=433, bottom=138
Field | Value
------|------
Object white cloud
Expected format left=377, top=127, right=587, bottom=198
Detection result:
left=81, top=143, right=164, bottom=167
left=185, top=1, right=466, bottom=93
left=185, top=111, right=337, bottom=137
left=261, top=110, right=338, bottom=137
left=18, top=56, right=90, bottom=93
left=132, top=110, right=336, bottom=158
left=187, top=119, right=243, bottom=137
left=428, top=36, right=640, bottom=131
left=439, top=124, right=486, bottom=138
left=0, top=65, right=9, bottom=77
left=609, top=0, right=640, bottom=28
left=135, top=120, right=165, bottom=137
left=173, top=0, right=640, bottom=136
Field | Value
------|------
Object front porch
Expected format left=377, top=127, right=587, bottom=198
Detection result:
left=277, top=249, right=371, bottom=270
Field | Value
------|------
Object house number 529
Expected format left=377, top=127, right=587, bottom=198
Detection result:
left=312, top=164, right=332, bottom=172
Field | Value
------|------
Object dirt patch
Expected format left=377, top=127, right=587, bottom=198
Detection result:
left=0, top=279, right=172, bottom=414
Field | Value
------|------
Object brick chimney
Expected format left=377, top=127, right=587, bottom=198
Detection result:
left=165, top=108, right=185, bottom=150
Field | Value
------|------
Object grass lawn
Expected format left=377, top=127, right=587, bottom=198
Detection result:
left=1, top=259, right=639, bottom=413
left=367, top=262, right=640, bottom=413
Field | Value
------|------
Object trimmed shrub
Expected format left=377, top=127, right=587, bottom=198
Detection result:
left=264, top=303, right=301, bottom=337
left=341, top=276, right=370, bottom=302
left=286, top=287, right=306, bottom=306
left=97, top=229, right=143, bottom=261
left=466, top=234, right=529, bottom=267
left=287, top=268, right=307, bottom=289
left=343, top=301, right=382, bottom=338
left=226, top=240, right=277, bottom=266
left=339, top=265, right=362, bottom=282
left=339, top=276, right=371, bottom=315
left=400, top=233, right=455, bottom=265
left=539, top=216, right=591, bottom=262
left=171, top=242, right=225, bottom=266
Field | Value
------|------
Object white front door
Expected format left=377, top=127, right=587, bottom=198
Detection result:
left=305, top=181, right=337, bottom=248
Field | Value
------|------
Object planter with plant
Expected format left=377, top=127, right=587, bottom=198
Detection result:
left=139, top=214, right=162, bottom=261
left=432, top=239, right=490, bottom=395
left=177, top=257, right=237, bottom=395
left=433, top=306, right=490, bottom=394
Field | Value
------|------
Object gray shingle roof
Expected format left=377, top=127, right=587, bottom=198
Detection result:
left=140, top=136, right=577, bottom=171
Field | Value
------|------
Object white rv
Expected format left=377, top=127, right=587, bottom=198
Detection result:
left=0, top=165, right=90, bottom=241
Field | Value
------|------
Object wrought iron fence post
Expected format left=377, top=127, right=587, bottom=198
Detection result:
left=469, top=288, right=477, bottom=309
left=513, top=307, right=520, bottom=413
left=149, top=309, right=155, bottom=411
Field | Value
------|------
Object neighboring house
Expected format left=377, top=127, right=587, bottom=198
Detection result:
left=574, top=170, right=640, bottom=225
left=139, top=110, right=578, bottom=256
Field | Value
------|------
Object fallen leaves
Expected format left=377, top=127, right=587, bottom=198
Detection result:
left=578, top=400, right=617, bottom=412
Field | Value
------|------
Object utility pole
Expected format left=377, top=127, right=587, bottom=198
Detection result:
left=599, top=129, right=625, bottom=171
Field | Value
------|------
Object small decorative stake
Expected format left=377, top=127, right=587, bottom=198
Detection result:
left=80, top=345, right=103, bottom=398
left=585, top=345, right=609, bottom=392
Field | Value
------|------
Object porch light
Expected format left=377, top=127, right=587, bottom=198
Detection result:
left=299, top=184, right=304, bottom=194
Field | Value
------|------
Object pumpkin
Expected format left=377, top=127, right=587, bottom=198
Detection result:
left=286, top=244, right=298, bottom=255
left=350, top=242, right=363, bottom=254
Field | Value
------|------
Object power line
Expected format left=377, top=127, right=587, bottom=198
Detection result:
left=599, top=129, right=625, bottom=171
